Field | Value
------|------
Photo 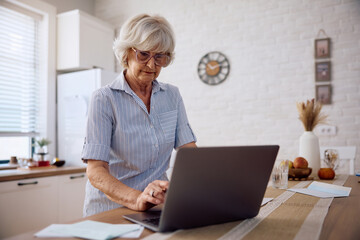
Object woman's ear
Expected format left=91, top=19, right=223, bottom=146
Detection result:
left=122, top=52, right=129, bottom=68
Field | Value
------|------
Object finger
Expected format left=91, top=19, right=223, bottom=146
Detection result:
left=152, top=190, right=167, bottom=201
left=147, top=186, right=163, bottom=198
left=144, top=193, right=162, bottom=205
left=150, top=185, right=165, bottom=194
left=152, top=180, right=169, bottom=191
left=136, top=195, right=156, bottom=210
left=149, top=189, right=166, bottom=201
left=159, top=181, right=169, bottom=191
left=147, top=181, right=169, bottom=195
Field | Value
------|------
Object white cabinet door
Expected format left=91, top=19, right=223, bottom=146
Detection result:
left=57, top=9, right=114, bottom=71
left=0, top=177, right=58, bottom=239
left=57, top=173, right=87, bottom=222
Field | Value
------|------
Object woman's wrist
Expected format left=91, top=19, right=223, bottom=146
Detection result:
left=125, top=188, right=143, bottom=210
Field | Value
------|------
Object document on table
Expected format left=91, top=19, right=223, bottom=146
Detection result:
left=261, top=198, right=273, bottom=206
left=34, top=220, right=144, bottom=239
left=288, top=181, right=352, bottom=198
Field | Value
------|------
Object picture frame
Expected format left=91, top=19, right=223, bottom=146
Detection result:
left=316, top=84, right=331, bottom=105
left=315, top=38, right=330, bottom=59
left=315, top=61, right=331, bottom=82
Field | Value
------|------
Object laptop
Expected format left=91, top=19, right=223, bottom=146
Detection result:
left=123, top=145, right=279, bottom=232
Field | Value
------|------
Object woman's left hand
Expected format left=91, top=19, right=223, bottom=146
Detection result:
left=134, top=180, right=169, bottom=211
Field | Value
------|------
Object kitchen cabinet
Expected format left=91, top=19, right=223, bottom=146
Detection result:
left=57, top=9, right=115, bottom=72
left=57, top=173, right=87, bottom=222
left=0, top=176, right=58, bottom=239
left=0, top=173, right=87, bottom=239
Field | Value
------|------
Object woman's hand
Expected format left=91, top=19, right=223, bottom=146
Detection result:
left=87, top=160, right=169, bottom=212
left=134, top=180, right=169, bottom=211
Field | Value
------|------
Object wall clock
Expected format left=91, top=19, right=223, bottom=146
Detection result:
left=197, top=51, right=230, bottom=85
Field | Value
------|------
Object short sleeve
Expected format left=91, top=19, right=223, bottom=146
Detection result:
left=174, top=98, right=197, bottom=148
left=81, top=89, right=113, bottom=162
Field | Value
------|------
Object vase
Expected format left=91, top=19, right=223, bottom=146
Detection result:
left=299, top=131, right=321, bottom=178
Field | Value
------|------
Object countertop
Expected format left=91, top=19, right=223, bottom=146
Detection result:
left=0, top=163, right=19, bottom=170
left=0, top=166, right=86, bottom=182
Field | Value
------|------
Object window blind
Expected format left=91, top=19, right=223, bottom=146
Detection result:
left=0, top=5, right=40, bottom=136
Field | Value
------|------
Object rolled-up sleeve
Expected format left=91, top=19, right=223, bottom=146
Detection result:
left=174, top=98, right=197, bottom=148
left=81, top=89, right=113, bottom=162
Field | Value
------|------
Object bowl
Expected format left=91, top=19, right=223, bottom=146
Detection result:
left=52, top=160, right=66, bottom=167
left=288, top=168, right=312, bottom=179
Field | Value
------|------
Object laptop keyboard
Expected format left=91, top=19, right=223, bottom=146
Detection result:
left=143, top=217, right=160, bottom=226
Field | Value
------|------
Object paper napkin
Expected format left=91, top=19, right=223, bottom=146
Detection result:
left=288, top=181, right=352, bottom=198
left=35, top=220, right=143, bottom=239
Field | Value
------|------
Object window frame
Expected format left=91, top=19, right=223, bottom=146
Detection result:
left=0, top=0, right=56, bottom=158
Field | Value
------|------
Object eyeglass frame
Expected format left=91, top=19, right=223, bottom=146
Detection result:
left=131, top=48, right=171, bottom=67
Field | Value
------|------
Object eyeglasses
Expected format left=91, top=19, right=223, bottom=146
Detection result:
left=131, top=48, right=171, bottom=67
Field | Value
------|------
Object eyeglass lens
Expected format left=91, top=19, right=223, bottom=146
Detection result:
left=135, top=50, right=170, bottom=67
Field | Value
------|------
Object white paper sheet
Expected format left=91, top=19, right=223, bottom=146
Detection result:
left=261, top=198, right=273, bottom=206
left=34, top=220, right=143, bottom=239
left=34, top=224, right=73, bottom=238
left=287, top=181, right=352, bottom=198
left=120, top=226, right=144, bottom=238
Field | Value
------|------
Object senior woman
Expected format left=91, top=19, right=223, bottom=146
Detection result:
left=81, top=14, right=197, bottom=217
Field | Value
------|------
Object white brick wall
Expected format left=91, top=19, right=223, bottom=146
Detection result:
left=95, top=0, right=360, bottom=172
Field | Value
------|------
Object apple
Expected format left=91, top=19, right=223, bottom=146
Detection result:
left=288, top=160, right=294, bottom=170
left=279, top=160, right=293, bottom=170
left=318, top=168, right=335, bottom=180
left=293, top=157, right=308, bottom=169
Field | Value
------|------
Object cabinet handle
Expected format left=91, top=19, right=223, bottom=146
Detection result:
left=18, top=181, right=38, bottom=186
left=70, top=174, right=85, bottom=180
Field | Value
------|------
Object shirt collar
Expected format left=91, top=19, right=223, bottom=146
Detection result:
left=109, top=70, right=166, bottom=94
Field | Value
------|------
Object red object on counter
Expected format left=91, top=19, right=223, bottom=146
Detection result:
left=37, top=160, right=50, bottom=167
left=318, top=168, right=335, bottom=180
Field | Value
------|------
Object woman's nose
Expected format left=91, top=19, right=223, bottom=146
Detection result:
left=146, top=56, right=156, bottom=68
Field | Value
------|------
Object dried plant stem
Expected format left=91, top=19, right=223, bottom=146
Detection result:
left=297, top=99, right=327, bottom=131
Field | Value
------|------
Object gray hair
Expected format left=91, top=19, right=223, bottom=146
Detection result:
left=113, top=14, right=176, bottom=69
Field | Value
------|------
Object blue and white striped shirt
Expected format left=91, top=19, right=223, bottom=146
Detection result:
left=81, top=71, right=196, bottom=216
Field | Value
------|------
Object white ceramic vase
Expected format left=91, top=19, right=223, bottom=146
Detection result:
left=299, top=131, right=321, bottom=178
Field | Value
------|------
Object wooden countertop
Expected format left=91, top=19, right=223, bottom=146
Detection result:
left=0, top=166, right=86, bottom=182
left=0, top=163, right=18, bottom=170
left=5, top=175, right=360, bottom=240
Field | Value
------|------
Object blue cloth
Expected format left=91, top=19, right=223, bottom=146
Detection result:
left=81, top=71, right=196, bottom=216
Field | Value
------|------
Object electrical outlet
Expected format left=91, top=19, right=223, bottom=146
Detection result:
left=317, top=125, right=337, bottom=136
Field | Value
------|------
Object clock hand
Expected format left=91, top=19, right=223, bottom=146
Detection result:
left=207, top=63, right=219, bottom=70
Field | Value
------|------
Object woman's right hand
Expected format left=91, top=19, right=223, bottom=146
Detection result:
left=134, top=180, right=169, bottom=211
left=87, top=160, right=169, bottom=211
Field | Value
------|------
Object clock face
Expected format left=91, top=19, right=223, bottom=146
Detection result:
left=197, top=51, right=230, bottom=85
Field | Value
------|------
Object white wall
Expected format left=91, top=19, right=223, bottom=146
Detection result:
left=94, top=0, right=360, bottom=171
left=42, top=0, right=95, bottom=14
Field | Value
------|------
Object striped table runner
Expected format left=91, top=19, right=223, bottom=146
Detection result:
left=144, top=175, right=349, bottom=240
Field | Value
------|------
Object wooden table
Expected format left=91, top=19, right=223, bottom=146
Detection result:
left=6, top=175, right=359, bottom=240
left=319, top=175, right=359, bottom=240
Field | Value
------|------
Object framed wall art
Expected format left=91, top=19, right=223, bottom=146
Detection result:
left=316, top=84, right=331, bottom=105
left=315, top=61, right=331, bottom=82
left=315, top=38, right=330, bottom=59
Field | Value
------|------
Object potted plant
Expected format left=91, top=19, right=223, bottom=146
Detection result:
left=34, top=138, right=51, bottom=166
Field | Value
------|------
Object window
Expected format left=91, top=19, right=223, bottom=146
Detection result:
left=0, top=4, right=40, bottom=132
left=0, top=0, right=55, bottom=161
left=0, top=136, right=31, bottom=160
